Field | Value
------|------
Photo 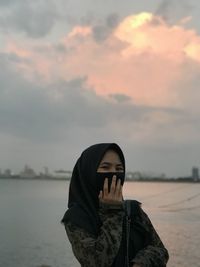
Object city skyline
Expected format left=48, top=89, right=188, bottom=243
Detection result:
left=1, top=163, right=200, bottom=180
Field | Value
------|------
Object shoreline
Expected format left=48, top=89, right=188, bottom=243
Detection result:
left=0, top=176, right=199, bottom=183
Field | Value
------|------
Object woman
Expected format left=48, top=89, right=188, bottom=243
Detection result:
left=61, top=143, right=169, bottom=267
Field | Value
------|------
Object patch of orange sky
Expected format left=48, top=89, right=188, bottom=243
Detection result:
left=5, top=12, right=200, bottom=107
left=6, top=42, right=53, bottom=82
left=6, top=42, right=31, bottom=58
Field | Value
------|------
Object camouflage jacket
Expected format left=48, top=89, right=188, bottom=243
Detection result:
left=64, top=201, right=169, bottom=267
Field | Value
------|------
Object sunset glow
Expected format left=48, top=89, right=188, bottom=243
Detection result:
left=184, top=42, right=200, bottom=62
left=68, top=26, right=92, bottom=37
left=123, top=12, right=153, bottom=29
left=4, top=12, right=200, bottom=108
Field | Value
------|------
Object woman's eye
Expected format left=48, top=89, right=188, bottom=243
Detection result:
left=100, top=166, right=124, bottom=171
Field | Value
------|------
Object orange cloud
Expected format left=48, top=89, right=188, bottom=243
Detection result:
left=184, top=42, right=200, bottom=62
left=4, top=13, right=200, bottom=107
left=6, top=42, right=31, bottom=58
left=68, top=26, right=92, bottom=38
left=114, top=13, right=200, bottom=63
left=6, top=41, right=53, bottom=82
left=58, top=13, right=200, bottom=107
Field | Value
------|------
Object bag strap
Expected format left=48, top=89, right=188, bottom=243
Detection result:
left=124, top=199, right=142, bottom=218
left=124, top=199, right=142, bottom=267
left=125, top=200, right=132, bottom=218
left=124, top=200, right=131, bottom=267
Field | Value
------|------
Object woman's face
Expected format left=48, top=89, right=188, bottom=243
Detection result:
left=97, top=149, right=124, bottom=173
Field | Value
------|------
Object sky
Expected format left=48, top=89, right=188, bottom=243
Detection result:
left=0, top=0, right=200, bottom=177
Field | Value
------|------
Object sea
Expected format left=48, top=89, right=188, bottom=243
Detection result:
left=0, top=179, right=200, bottom=267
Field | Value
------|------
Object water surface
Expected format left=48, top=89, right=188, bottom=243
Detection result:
left=0, top=179, right=199, bottom=267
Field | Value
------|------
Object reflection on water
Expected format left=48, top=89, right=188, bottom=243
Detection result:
left=0, top=179, right=199, bottom=267
left=124, top=181, right=200, bottom=267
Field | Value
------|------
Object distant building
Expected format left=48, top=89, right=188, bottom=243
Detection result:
left=20, top=165, right=36, bottom=179
left=44, top=167, right=49, bottom=176
left=53, top=170, right=72, bottom=179
left=192, top=167, right=199, bottom=182
left=126, top=171, right=142, bottom=181
left=4, top=169, right=12, bottom=177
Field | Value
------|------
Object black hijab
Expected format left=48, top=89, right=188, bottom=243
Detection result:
left=61, top=143, right=125, bottom=236
left=61, top=143, right=151, bottom=266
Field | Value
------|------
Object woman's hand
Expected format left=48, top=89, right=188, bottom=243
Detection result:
left=98, top=175, right=123, bottom=205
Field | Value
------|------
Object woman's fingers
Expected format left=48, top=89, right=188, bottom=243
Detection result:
left=103, top=177, right=109, bottom=196
left=100, top=175, right=122, bottom=204
left=110, top=175, right=116, bottom=195
left=116, top=178, right=122, bottom=197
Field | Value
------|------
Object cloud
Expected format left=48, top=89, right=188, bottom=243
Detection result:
left=0, top=52, right=137, bottom=142
left=108, top=93, right=131, bottom=103
left=0, top=59, right=101, bottom=142
left=0, top=0, right=13, bottom=6
left=155, top=0, right=193, bottom=24
left=92, top=13, right=120, bottom=42
left=0, top=0, right=58, bottom=38
left=0, top=50, right=187, bottom=146
left=4, top=12, right=200, bottom=109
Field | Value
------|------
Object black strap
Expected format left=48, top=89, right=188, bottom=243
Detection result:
left=124, top=200, right=131, bottom=267
left=125, top=200, right=132, bottom=218
left=124, top=199, right=142, bottom=267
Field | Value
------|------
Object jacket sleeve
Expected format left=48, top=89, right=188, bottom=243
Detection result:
left=131, top=208, right=169, bottom=267
left=64, top=202, right=125, bottom=267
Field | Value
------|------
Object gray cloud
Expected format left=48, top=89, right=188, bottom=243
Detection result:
left=108, top=93, right=131, bottom=103
left=0, top=51, right=180, bottom=144
left=106, top=13, right=120, bottom=28
left=92, top=13, right=120, bottom=42
left=155, top=0, right=193, bottom=24
left=0, top=0, right=58, bottom=38
left=0, top=68, right=103, bottom=141
left=0, top=0, right=14, bottom=6
left=0, top=0, right=121, bottom=40
left=1, top=49, right=200, bottom=176
left=0, top=53, right=119, bottom=142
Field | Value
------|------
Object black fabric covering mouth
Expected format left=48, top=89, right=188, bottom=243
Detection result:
left=61, top=143, right=125, bottom=236
left=96, top=172, right=124, bottom=193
